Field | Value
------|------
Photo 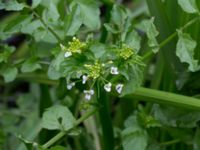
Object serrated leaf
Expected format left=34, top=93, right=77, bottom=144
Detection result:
left=42, top=105, right=76, bottom=131
left=0, top=0, right=26, bottom=11
left=176, top=30, right=199, bottom=72
left=1, top=66, right=18, bottom=83
left=122, top=115, right=148, bottom=150
left=75, top=0, right=100, bottom=30
left=178, top=0, right=199, bottom=14
left=141, top=18, right=159, bottom=53
left=21, top=59, right=42, bottom=73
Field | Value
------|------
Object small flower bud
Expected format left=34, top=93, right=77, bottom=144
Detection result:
left=104, top=82, right=112, bottom=92
left=116, top=84, right=123, bottom=94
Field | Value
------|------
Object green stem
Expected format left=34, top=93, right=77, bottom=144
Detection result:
left=42, top=108, right=97, bottom=149
left=124, top=87, right=200, bottom=110
left=32, top=10, right=62, bottom=42
left=97, top=89, right=114, bottom=150
left=142, top=17, right=200, bottom=61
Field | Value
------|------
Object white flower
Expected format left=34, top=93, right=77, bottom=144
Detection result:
left=83, top=89, right=94, bottom=100
left=116, top=84, right=123, bottom=94
left=82, top=75, right=88, bottom=84
left=110, top=66, right=119, bottom=75
left=67, top=82, right=75, bottom=90
left=104, top=82, right=112, bottom=92
left=64, top=51, right=72, bottom=58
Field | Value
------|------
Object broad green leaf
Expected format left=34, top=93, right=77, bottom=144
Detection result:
left=42, top=105, right=76, bottom=131
left=125, top=29, right=141, bottom=52
left=0, top=66, right=18, bottom=82
left=141, top=18, right=159, bottom=53
left=0, top=0, right=26, bottom=11
left=21, top=58, right=42, bottom=73
left=176, top=30, right=199, bottom=72
left=122, top=115, right=148, bottom=150
left=65, top=4, right=82, bottom=36
left=74, top=0, right=100, bottom=30
left=111, top=4, right=127, bottom=26
left=178, top=0, right=199, bottom=14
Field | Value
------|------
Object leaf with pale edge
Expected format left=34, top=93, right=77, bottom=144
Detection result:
left=176, top=30, right=199, bottom=72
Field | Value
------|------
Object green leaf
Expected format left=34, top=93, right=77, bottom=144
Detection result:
left=74, top=0, right=100, bottom=30
left=32, top=0, right=42, bottom=8
left=0, top=0, right=26, bottom=11
left=120, top=64, right=144, bottom=96
left=141, top=18, right=159, bottom=53
left=65, top=4, right=82, bottom=36
left=178, top=0, right=199, bottom=14
left=122, top=115, right=148, bottom=150
left=125, top=29, right=141, bottom=52
left=42, top=105, right=76, bottom=131
left=17, top=135, right=40, bottom=150
left=176, top=30, right=199, bottom=72
left=89, top=43, right=106, bottom=59
left=21, top=58, right=42, bottom=73
left=111, top=4, right=127, bottom=26
left=104, top=23, right=120, bottom=34
left=0, top=45, right=15, bottom=63
left=152, top=104, right=200, bottom=128
left=0, top=66, right=18, bottom=83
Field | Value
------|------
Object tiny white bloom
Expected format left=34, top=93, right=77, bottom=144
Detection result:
left=90, top=89, right=94, bottom=95
left=67, top=82, right=75, bottom=90
left=64, top=51, right=72, bottom=58
left=104, top=82, right=112, bottom=92
left=85, top=94, right=91, bottom=100
left=82, top=75, right=88, bottom=84
left=116, top=84, right=123, bottom=94
left=83, top=89, right=94, bottom=100
left=110, top=66, right=119, bottom=75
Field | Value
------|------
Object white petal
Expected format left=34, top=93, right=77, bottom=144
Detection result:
left=90, top=89, right=94, bottom=95
left=82, top=75, right=88, bottom=84
left=67, top=82, right=75, bottom=90
left=64, top=51, right=72, bottom=58
left=104, top=82, right=112, bottom=92
left=110, top=67, right=119, bottom=75
left=67, top=84, right=73, bottom=90
left=85, top=94, right=91, bottom=100
left=116, top=84, right=123, bottom=94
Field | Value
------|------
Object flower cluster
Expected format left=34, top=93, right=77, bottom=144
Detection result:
left=60, top=37, right=86, bottom=58
left=62, top=38, right=144, bottom=102
left=119, top=44, right=135, bottom=60
left=84, top=62, right=101, bottom=79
